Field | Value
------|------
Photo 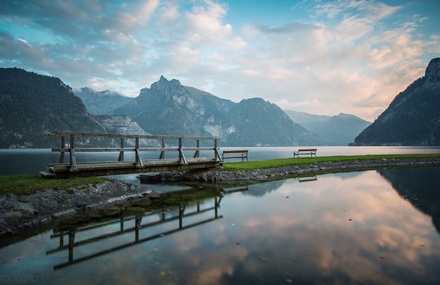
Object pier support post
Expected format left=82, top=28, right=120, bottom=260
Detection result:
left=214, top=139, right=221, bottom=161
left=178, top=138, right=188, bottom=165
left=135, top=137, right=144, bottom=167
left=193, top=139, right=200, bottom=158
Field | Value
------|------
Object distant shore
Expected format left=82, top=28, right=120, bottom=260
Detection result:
left=1, top=156, right=440, bottom=240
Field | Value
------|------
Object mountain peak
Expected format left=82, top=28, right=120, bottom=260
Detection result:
left=151, top=76, right=182, bottom=91
left=425, top=58, right=440, bottom=78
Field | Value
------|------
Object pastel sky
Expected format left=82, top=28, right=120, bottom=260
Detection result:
left=1, top=0, right=439, bottom=121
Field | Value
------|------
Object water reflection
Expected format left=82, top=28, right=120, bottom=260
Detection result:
left=379, top=168, right=440, bottom=234
left=46, top=196, right=223, bottom=270
left=0, top=169, right=439, bottom=284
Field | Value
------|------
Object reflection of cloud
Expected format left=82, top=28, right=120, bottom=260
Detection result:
left=2, top=170, right=439, bottom=284
left=161, top=170, right=440, bottom=284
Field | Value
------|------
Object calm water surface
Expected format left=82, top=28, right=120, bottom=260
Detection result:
left=1, top=146, right=440, bottom=175
left=1, top=168, right=439, bottom=284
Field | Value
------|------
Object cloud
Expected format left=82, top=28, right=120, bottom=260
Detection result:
left=257, top=21, right=321, bottom=34
left=0, top=0, right=439, bottom=120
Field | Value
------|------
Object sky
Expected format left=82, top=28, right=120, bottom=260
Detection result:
left=0, top=0, right=439, bottom=121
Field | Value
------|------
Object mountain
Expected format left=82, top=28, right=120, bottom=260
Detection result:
left=353, top=58, right=440, bottom=146
left=113, top=76, right=324, bottom=146
left=0, top=68, right=106, bottom=148
left=285, top=110, right=370, bottom=145
left=94, top=115, right=158, bottom=146
left=74, top=87, right=134, bottom=115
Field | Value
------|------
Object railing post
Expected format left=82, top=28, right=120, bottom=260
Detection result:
left=59, top=136, right=65, bottom=164
left=159, top=139, right=165, bottom=159
left=118, top=138, right=124, bottom=161
left=69, top=135, right=78, bottom=172
left=178, top=137, right=188, bottom=165
left=193, top=139, right=200, bottom=158
left=135, top=137, right=144, bottom=167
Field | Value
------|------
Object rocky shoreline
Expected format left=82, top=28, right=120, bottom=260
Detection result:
left=0, top=179, right=152, bottom=238
left=1, top=157, right=440, bottom=239
left=143, top=157, right=440, bottom=183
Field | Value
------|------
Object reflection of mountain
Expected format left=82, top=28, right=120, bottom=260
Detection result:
left=378, top=168, right=440, bottom=234
left=243, top=181, right=286, bottom=197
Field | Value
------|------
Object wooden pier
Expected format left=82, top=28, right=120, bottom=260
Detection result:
left=42, top=131, right=222, bottom=178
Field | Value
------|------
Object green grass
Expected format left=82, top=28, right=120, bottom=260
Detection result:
left=223, top=153, right=440, bottom=170
left=1, top=153, right=439, bottom=196
left=0, top=174, right=107, bottom=196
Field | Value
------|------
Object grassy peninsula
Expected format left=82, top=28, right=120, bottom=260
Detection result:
left=1, top=153, right=439, bottom=195
left=223, top=153, right=440, bottom=170
left=0, top=174, right=107, bottom=196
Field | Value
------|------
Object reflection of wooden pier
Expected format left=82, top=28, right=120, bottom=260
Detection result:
left=46, top=196, right=223, bottom=270
left=298, top=176, right=318, bottom=183
left=221, top=186, right=249, bottom=194
left=42, top=132, right=222, bottom=177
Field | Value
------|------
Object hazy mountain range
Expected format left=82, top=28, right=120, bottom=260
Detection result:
left=75, top=88, right=134, bottom=115
left=1, top=58, right=438, bottom=148
left=284, top=110, right=370, bottom=145
left=75, top=76, right=369, bottom=146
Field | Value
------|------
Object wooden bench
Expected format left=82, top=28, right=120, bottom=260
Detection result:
left=222, top=149, right=248, bottom=162
left=293, top=148, right=317, bottom=158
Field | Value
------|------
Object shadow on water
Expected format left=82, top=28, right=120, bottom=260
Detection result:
left=379, top=168, right=440, bottom=235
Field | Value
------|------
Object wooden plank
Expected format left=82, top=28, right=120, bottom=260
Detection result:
left=222, top=150, right=248, bottom=153
left=48, top=158, right=217, bottom=172
left=52, top=147, right=216, bottom=153
left=49, top=131, right=221, bottom=141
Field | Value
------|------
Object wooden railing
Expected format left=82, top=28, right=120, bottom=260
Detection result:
left=49, top=131, right=222, bottom=172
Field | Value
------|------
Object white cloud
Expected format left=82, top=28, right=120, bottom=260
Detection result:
left=0, top=0, right=439, bottom=121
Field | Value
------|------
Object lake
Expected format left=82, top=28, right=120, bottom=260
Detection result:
left=1, top=146, right=440, bottom=176
left=1, top=167, right=440, bottom=284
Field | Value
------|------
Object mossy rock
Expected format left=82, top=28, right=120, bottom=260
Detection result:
left=126, top=206, right=146, bottom=215
left=103, top=206, right=122, bottom=217
left=132, top=198, right=152, bottom=207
